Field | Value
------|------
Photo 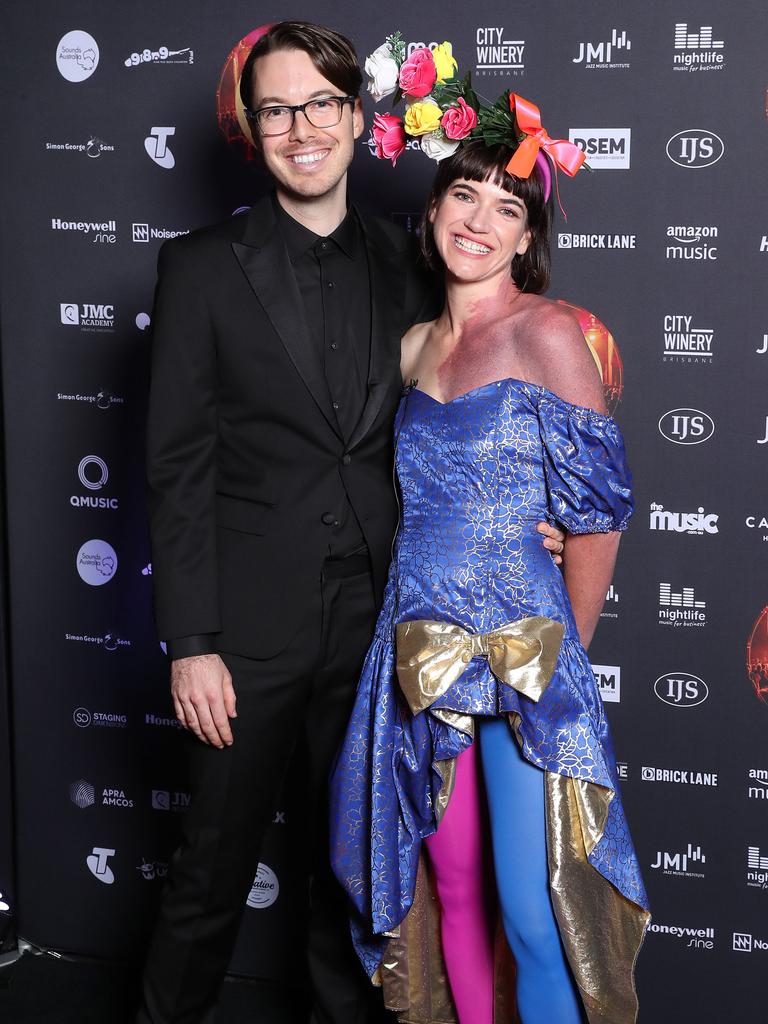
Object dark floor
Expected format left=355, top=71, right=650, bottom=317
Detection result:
left=0, top=950, right=309, bottom=1023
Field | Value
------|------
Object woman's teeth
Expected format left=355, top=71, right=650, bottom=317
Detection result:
left=454, top=235, right=491, bottom=254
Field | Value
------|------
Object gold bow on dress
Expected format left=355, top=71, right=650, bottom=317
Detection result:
left=395, top=616, right=565, bottom=714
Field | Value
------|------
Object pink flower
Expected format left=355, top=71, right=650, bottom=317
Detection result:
left=398, top=47, right=437, bottom=98
left=441, top=97, right=478, bottom=141
left=371, top=113, right=407, bottom=165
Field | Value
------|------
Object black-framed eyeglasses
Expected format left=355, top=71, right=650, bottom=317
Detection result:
left=244, top=95, right=356, bottom=136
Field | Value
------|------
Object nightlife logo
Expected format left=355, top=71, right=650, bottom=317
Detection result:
left=747, top=847, right=768, bottom=890
left=135, top=312, right=151, bottom=331
left=658, top=409, right=715, bottom=445
left=673, top=23, right=725, bottom=72
left=56, top=31, right=99, bottom=83
left=151, top=789, right=191, bottom=812
left=558, top=233, right=636, bottom=250
left=66, top=631, right=131, bottom=650
left=124, top=45, right=194, bottom=67
left=86, top=847, right=115, bottom=884
left=145, top=712, right=183, bottom=729
left=733, top=932, right=768, bottom=952
left=60, top=302, right=115, bottom=331
left=658, top=582, right=707, bottom=627
left=748, top=768, right=768, bottom=800
left=76, top=539, right=117, bottom=585
left=651, top=844, right=706, bottom=879
left=71, top=455, right=119, bottom=510
left=649, top=921, right=715, bottom=949
left=747, top=607, right=768, bottom=705
left=246, top=863, right=280, bottom=908
left=641, top=765, right=718, bottom=787
left=51, top=218, right=117, bottom=244
left=662, top=315, right=714, bottom=364
left=572, top=29, right=631, bottom=69
left=475, top=28, right=525, bottom=77
left=665, top=225, right=718, bottom=260
left=654, top=673, right=709, bottom=708
left=137, top=858, right=168, bottom=881
left=69, top=779, right=96, bottom=809
left=601, top=584, right=619, bottom=620
left=45, top=135, right=115, bottom=158
left=592, top=664, right=620, bottom=703
left=666, top=130, right=724, bottom=169
left=131, top=222, right=189, bottom=243
left=649, top=503, right=718, bottom=534
left=144, top=127, right=176, bottom=169
left=73, top=707, right=128, bottom=729
left=57, top=389, right=125, bottom=410
left=568, top=129, right=631, bottom=169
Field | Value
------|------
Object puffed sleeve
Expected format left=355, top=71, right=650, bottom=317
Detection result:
left=538, top=391, right=633, bottom=534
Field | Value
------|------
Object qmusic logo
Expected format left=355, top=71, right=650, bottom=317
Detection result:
left=86, top=847, right=116, bottom=884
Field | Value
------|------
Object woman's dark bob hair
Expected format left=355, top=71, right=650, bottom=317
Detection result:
left=420, top=140, right=553, bottom=294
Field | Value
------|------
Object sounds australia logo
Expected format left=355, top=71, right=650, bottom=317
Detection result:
left=60, top=301, right=115, bottom=332
left=673, top=23, right=725, bottom=73
left=246, top=863, right=279, bottom=909
left=666, top=130, right=724, bottom=169
left=661, top=315, right=714, bottom=365
left=665, top=224, right=718, bottom=261
left=568, top=129, right=630, bottom=170
left=76, top=539, right=118, bottom=586
left=651, top=844, right=706, bottom=879
left=56, top=30, right=99, bottom=83
left=572, top=29, right=631, bottom=70
left=649, top=503, right=718, bottom=535
left=658, top=582, right=707, bottom=628
left=475, top=28, right=525, bottom=77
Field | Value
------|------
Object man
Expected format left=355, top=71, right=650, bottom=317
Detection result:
left=138, top=21, right=564, bottom=1024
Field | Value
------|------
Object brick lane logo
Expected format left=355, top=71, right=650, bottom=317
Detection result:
left=673, top=23, right=725, bottom=72
left=641, top=765, right=718, bottom=787
left=475, top=28, right=525, bottom=77
left=746, top=607, right=768, bottom=705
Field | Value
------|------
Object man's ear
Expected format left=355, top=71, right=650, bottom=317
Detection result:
left=352, top=97, right=365, bottom=141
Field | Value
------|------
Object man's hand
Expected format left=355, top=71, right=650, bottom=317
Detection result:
left=537, top=521, right=566, bottom=566
left=171, top=654, right=237, bottom=748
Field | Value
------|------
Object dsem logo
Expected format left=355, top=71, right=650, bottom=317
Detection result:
left=658, top=409, right=714, bottom=445
left=666, top=130, right=724, bottom=169
left=568, top=129, right=630, bottom=169
left=654, top=672, right=709, bottom=708
left=592, top=664, right=620, bottom=702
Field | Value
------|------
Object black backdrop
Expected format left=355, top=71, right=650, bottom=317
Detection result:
left=1, top=1, right=767, bottom=1020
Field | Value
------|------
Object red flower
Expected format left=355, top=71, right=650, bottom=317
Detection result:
left=371, top=113, right=407, bottom=165
left=398, top=47, right=437, bottom=98
left=441, top=97, right=478, bottom=141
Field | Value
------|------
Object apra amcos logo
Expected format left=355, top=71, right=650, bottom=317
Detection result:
left=654, top=672, right=709, bottom=708
left=658, top=409, right=714, bottom=445
left=666, top=130, right=724, bottom=169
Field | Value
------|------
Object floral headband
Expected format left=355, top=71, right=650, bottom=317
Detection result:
left=365, top=32, right=587, bottom=206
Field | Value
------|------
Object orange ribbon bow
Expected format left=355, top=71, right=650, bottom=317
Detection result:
left=504, top=93, right=586, bottom=180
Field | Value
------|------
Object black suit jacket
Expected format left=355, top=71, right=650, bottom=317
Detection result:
left=146, top=195, right=435, bottom=659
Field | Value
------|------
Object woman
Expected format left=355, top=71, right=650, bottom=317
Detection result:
left=330, top=136, right=649, bottom=1024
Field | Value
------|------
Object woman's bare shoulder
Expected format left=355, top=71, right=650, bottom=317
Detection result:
left=400, top=320, right=435, bottom=381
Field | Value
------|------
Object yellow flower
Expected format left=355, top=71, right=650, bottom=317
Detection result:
left=433, top=42, right=458, bottom=82
left=404, top=100, right=442, bottom=137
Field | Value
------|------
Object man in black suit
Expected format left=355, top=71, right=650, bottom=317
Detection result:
left=138, top=22, right=564, bottom=1024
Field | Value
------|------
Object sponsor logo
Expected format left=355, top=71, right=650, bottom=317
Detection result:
left=733, top=932, right=768, bottom=952
left=601, top=584, right=619, bottom=620
left=57, top=389, right=125, bottom=410
left=391, top=213, right=422, bottom=233
left=558, top=233, right=635, bottom=250
left=69, top=779, right=95, bottom=809
left=135, top=312, right=151, bottom=331
left=666, top=130, right=724, bottom=169
left=759, top=417, right=768, bottom=445
left=673, top=23, right=725, bottom=72
left=651, top=844, right=706, bottom=879
left=760, top=236, right=768, bottom=253
left=649, top=921, right=715, bottom=949
left=273, top=810, right=286, bottom=824
left=151, top=789, right=191, bottom=812
left=145, top=712, right=182, bottom=729
left=573, top=29, right=631, bottom=69
left=141, top=563, right=153, bottom=576
left=658, top=582, right=707, bottom=627
left=56, top=30, right=99, bottom=83
left=616, top=761, right=628, bottom=780
left=102, top=789, right=133, bottom=808
left=60, top=302, right=115, bottom=332
left=76, top=539, right=117, bottom=585
left=124, top=45, right=194, bottom=67
left=748, top=768, right=768, bottom=799
left=45, top=135, right=114, bottom=158
left=592, top=664, right=620, bottom=703
left=641, top=766, right=718, bottom=787
left=73, top=707, right=128, bottom=729
left=654, top=673, right=709, bottom=707
left=86, top=847, right=115, bottom=884
left=568, top=129, right=630, bottom=169
left=475, top=28, right=525, bottom=76
left=71, top=456, right=118, bottom=511
left=136, top=858, right=169, bottom=881
left=65, top=631, right=131, bottom=650
left=131, top=222, right=189, bottom=243
left=51, top=218, right=117, bottom=245
left=666, top=225, right=718, bottom=260
left=144, top=127, right=176, bottom=169
left=246, top=863, right=280, bottom=908
left=662, top=315, right=714, bottom=364
left=758, top=335, right=767, bottom=355
left=0, top=892, right=10, bottom=913
left=649, top=503, right=718, bottom=534
left=658, top=409, right=715, bottom=445
left=747, top=847, right=768, bottom=889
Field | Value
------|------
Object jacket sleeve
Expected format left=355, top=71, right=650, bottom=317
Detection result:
left=145, top=238, right=221, bottom=644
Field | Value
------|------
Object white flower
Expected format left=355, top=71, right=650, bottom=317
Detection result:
left=420, top=130, right=460, bottom=162
left=365, top=43, right=400, bottom=103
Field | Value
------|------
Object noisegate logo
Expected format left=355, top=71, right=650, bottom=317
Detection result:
left=673, top=23, right=725, bottom=72
left=733, top=932, right=768, bottom=953
left=568, top=129, right=630, bottom=169
left=86, top=847, right=115, bottom=884
left=56, top=30, right=99, bottom=83
left=60, top=302, right=115, bottom=332
left=475, top=28, right=525, bottom=77
left=76, top=539, right=118, bottom=585
left=125, top=45, right=194, bottom=67
left=649, top=503, right=718, bottom=534
left=661, top=315, right=714, bottom=364
left=592, top=664, right=620, bottom=702
left=144, top=127, right=176, bottom=169
left=132, top=222, right=189, bottom=243
left=246, top=863, right=280, bottom=908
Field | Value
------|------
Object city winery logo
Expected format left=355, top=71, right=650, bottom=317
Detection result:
left=86, top=847, right=115, bottom=884
left=658, top=582, right=707, bottom=628
left=747, top=846, right=768, bottom=890
left=654, top=672, right=709, bottom=708
left=555, top=302, right=624, bottom=414
left=572, top=29, right=631, bottom=69
left=651, top=844, right=706, bottom=879
left=131, top=222, right=189, bottom=243
left=746, top=607, right=768, bottom=706
left=558, top=232, right=636, bottom=250
left=658, top=408, right=714, bottom=445
left=151, top=789, right=191, bottom=812
left=592, top=664, right=620, bottom=703
left=568, top=129, right=630, bottom=169
left=45, top=135, right=114, bottom=158
left=56, top=30, right=99, bottom=83
left=57, top=389, right=125, bottom=410
left=747, top=768, right=768, bottom=800
left=144, top=127, right=176, bottom=170
left=661, top=315, right=714, bottom=365
left=217, top=26, right=272, bottom=154
left=649, top=503, right=719, bottom=534
left=733, top=932, right=768, bottom=953
left=673, top=23, right=725, bottom=72
left=246, top=863, right=279, bottom=909
left=649, top=921, right=714, bottom=949
left=124, top=44, right=194, bottom=67
left=65, top=631, right=131, bottom=651
left=666, top=130, right=724, bottom=169
left=69, top=779, right=95, bottom=809
left=72, top=707, right=128, bottom=729
left=641, top=765, right=718, bottom=787
left=475, top=28, right=525, bottom=77
left=665, top=225, right=718, bottom=260
left=76, top=539, right=118, bottom=585
left=60, top=302, right=115, bottom=332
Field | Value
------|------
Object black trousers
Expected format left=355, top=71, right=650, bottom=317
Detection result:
left=136, top=563, right=387, bottom=1024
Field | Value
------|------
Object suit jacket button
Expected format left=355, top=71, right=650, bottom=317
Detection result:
left=321, top=513, right=335, bottom=525
left=341, top=454, right=351, bottom=466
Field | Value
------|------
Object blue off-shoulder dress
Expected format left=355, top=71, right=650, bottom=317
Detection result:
left=330, top=378, right=650, bottom=1024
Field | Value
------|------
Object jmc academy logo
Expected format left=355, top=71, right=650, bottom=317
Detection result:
left=673, top=23, right=725, bottom=73
left=572, top=29, right=631, bottom=69
left=60, top=302, right=115, bottom=332
left=56, top=31, right=99, bottom=83
left=568, top=129, right=630, bottom=169
left=666, top=130, right=724, bottom=169
left=658, top=408, right=714, bottom=445
left=475, top=28, right=525, bottom=77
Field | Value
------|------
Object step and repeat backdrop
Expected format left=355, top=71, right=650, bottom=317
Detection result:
left=1, top=0, right=767, bottom=1019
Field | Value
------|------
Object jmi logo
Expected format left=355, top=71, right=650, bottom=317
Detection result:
left=572, top=29, right=631, bottom=68
left=592, top=664, right=620, bottom=702
left=654, top=672, right=709, bottom=708
left=568, top=129, right=630, bottom=169
left=666, top=130, right=724, bottom=169
left=651, top=844, right=706, bottom=878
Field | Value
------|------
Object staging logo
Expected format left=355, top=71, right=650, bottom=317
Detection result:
left=601, top=584, right=619, bottom=620
left=76, top=539, right=118, bottom=585
left=57, top=389, right=125, bottom=410
left=45, top=135, right=114, bottom=158
left=662, top=315, right=714, bottom=364
left=71, top=455, right=119, bottom=510
left=246, top=863, right=280, bottom=909
left=673, top=23, right=725, bottom=72
left=56, top=30, right=99, bottom=83
left=69, top=779, right=95, bottom=809
left=151, top=789, right=191, bottom=812
left=649, top=921, right=714, bottom=949
left=651, top=844, right=706, bottom=879
left=137, top=858, right=168, bottom=881
left=747, top=846, right=768, bottom=890
left=658, top=408, right=714, bottom=445
left=748, top=768, right=768, bottom=800
left=658, top=582, right=707, bottom=627
left=60, top=302, right=115, bottom=332
left=650, top=503, right=718, bottom=534
left=144, top=127, right=176, bottom=169
left=65, top=631, right=131, bottom=650
left=86, top=847, right=115, bottom=884
left=665, top=225, right=718, bottom=260
left=125, top=45, right=194, bottom=67
left=131, top=221, right=189, bottom=243
left=145, top=712, right=182, bottom=729
left=666, top=130, right=724, bottom=169
left=568, top=129, right=630, bottom=169
left=475, top=28, right=525, bottom=77
left=654, top=672, right=709, bottom=708
left=733, top=932, right=768, bottom=953
left=592, top=664, right=620, bottom=703
left=73, top=706, right=128, bottom=729
left=558, top=232, right=636, bottom=250
left=641, top=765, right=718, bottom=787
left=572, top=29, right=631, bottom=69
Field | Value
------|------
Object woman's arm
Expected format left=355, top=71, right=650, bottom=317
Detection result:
left=562, top=531, right=620, bottom=649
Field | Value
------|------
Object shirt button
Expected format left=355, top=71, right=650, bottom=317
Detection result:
left=321, top=513, right=335, bottom=525
left=327, top=281, right=335, bottom=289
left=330, top=342, right=338, bottom=351
left=320, top=241, right=328, bottom=249
left=342, top=454, right=351, bottom=466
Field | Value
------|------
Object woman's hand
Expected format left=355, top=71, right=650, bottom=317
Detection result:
left=537, top=521, right=566, bottom=566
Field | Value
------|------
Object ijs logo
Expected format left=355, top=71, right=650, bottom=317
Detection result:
left=654, top=673, right=709, bottom=708
left=658, top=409, right=715, bottom=445
left=666, top=130, right=724, bottom=169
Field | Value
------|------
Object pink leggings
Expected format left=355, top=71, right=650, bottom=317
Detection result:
left=423, top=718, right=583, bottom=1024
